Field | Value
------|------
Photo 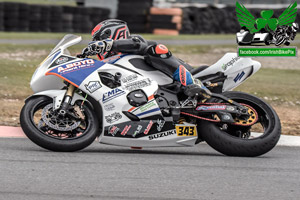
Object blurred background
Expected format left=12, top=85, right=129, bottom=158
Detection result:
left=0, top=0, right=300, bottom=34
left=0, top=0, right=300, bottom=135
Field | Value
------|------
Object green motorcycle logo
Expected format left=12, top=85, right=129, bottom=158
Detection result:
left=236, top=1, right=297, bottom=34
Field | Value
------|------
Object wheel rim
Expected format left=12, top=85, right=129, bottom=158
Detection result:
left=30, top=99, right=90, bottom=140
left=216, top=98, right=273, bottom=140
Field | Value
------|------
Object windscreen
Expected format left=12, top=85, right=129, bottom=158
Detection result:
left=50, top=34, right=81, bottom=54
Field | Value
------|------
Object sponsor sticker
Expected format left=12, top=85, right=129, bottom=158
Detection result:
left=108, top=125, right=119, bottom=136
left=226, top=106, right=235, bottom=111
left=55, top=56, right=69, bottom=65
left=196, top=105, right=226, bottom=111
left=57, top=59, right=95, bottom=73
left=85, top=81, right=102, bottom=93
left=102, top=88, right=126, bottom=103
left=176, top=126, right=197, bottom=137
left=144, top=120, right=153, bottom=135
left=234, top=71, right=245, bottom=82
left=139, top=100, right=156, bottom=112
left=123, top=78, right=151, bottom=91
left=104, top=103, right=116, bottom=111
left=121, top=125, right=131, bottom=136
left=105, top=112, right=122, bottom=124
left=133, top=125, right=143, bottom=137
left=156, top=119, right=165, bottom=132
left=222, top=57, right=240, bottom=71
left=179, top=65, right=187, bottom=86
left=121, top=74, right=138, bottom=83
left=149, top=129, right=176, bottom=140
left=102, top=55, right=121, bottom=63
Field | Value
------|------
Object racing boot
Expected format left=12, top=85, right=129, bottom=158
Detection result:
left=173, top=65, right=211, bottom=99
left=184, top=79, right=211, bottom=99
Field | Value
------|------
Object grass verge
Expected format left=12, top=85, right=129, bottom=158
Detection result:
left=0, top=31, right=237, bottom=41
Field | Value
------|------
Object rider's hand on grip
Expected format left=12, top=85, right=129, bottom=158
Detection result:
left=76, top=53, right=86, bottom=58
left=86, top=39, right=114, bottom=55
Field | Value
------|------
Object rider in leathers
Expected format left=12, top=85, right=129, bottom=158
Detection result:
left=80, top=19, right=211, bottom=98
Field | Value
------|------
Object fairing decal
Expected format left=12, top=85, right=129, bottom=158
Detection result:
left=46, top=58, right=100, bottom=87
left=46, top=55, right=127, bottom=87
left=136, top=108, right=161, bottom=117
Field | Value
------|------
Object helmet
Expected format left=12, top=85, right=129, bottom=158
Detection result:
left=91, top=19, right=130, bottom=41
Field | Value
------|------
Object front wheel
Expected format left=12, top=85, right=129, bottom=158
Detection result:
left=275, top=34, right=286, bottom=46
left=20, top=96, right=99, bottom=152
left=198, top=91, right=281, bottom=157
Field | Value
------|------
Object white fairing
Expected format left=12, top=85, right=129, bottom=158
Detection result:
left=78, top=61, right=197, bottom=147
left=29, top=34, right=197, bottom=148
left=114, top=55, right=174, bottom=85
left=29, top=35, right=260, bottom=148
left=193, top=53, right=261, bottom=92
left=30, top=35, right=82, bottom=93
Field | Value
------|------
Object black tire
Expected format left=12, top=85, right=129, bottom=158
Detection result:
left=275, top=34, right=286, bottom=46
left=198, top=91, right=281, bottom=157
left=284, top=41, right=290, bottom=46
left=20, top=96, right=99, bottom=152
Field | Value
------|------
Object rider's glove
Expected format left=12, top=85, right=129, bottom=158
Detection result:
left=82, top=39, right=114, bottom=56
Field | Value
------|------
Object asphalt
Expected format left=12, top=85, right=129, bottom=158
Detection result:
left=0, top=138, right=299, bottom=200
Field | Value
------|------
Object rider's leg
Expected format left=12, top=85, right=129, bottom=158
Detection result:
left=145, top=44, right=211, bottom=98
left=173, top=65, right=211, bottom=98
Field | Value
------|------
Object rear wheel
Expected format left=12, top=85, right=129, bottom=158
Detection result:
left=198, top=91, right=281, bottom=157
left=20, top=96, right=99, bottom=152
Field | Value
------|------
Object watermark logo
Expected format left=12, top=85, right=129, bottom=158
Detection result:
left=236, top=1, right=298, bottom=46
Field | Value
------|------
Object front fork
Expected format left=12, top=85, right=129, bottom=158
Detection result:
left=59, top=84, right=75, bottom=116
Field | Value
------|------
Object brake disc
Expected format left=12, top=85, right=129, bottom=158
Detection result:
left=41, top=103, right=81, bottom=131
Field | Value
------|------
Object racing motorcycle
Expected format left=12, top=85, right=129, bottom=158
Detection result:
left=20, top=34, right=281, bottom=157
left=273, top=23, right=298, bottom=46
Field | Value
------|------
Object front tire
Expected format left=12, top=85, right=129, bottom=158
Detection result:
left=20, top=96, right=99, bottom=152
left=198, top=91, right=281, bottom=157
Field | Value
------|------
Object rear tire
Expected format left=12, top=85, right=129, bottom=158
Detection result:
left=20, top=96, right=99, bottom=152
left=198, top=91, right=281, bottom=157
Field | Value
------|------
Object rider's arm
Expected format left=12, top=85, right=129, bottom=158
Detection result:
left=111, top=36, right=156, bottom=54
left=80, top=36, right=156, bottom=57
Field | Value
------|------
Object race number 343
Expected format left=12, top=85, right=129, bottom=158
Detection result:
left=176, top=126, right=197, bottom=136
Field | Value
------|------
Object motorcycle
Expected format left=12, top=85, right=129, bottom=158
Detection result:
left=20, top=34, right=281, bottom=156
left=273, top=23, right=298, bottom=46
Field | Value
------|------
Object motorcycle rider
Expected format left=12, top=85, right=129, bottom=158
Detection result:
left=80, top=19, right=211, bottom=99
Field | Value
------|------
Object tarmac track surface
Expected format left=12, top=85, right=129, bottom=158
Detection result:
left=0, top=138, right=299, bottom=200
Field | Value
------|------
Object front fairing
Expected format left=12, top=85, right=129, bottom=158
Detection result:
left=30, top=35, right=82, bottom=93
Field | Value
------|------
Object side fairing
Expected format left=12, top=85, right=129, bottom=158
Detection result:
left=193, top=53, right=261, bottom=92
left=114, top=55, right=174, bottom=85
left=77, top=58, right=164, bottom=141
left=46, top=58, right=101, bottom=87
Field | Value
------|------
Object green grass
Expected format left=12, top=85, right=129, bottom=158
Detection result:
left=236, top=68, right=300, bottom=104
left=0, top=32, right=236, bottom=41
left=0, top=32, right=90, bottom=40
left=141, top=34, right=236, bottom=40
